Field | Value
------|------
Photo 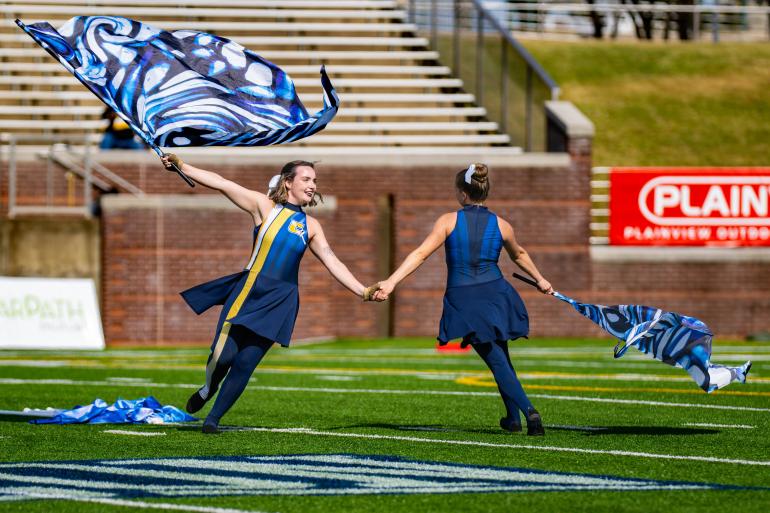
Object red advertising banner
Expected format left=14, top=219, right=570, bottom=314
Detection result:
left=608, top=168, right=770, bottom=246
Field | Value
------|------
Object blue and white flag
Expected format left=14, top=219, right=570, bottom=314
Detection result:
left=553, top=292, right=752, bottom=393
left=16, top=16, right=338, bottom=151
left=31, top=396, right=196, bottom=424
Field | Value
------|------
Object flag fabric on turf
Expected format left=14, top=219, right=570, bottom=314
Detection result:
left=16, top=16, right=338, bottom=149
left=31, top=396, right=196, bottom=424
left=552, top=292, right=751, bottom=393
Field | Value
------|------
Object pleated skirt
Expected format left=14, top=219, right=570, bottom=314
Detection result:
left=438, top=277, right=529, bottom=346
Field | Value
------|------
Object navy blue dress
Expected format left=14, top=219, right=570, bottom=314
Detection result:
left=438, top=205, right=529, bottom=345
left=180, top=203, right=308, bottom=347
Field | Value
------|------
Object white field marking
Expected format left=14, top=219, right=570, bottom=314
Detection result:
left=214, top=426, right=770, bottom=467
left=103, top=430, right=167, bottom=436
left=0, top=349, right=206, bottom=358
left=0, top=360, right=70, bottom=367
left=116, top=454, right=689, bottom=488
left=4, top=490, right=267, bottom=513
left=106, top=377, right=152, bottom=383
left=5, top=462, right=309, bottom=491
left=315, top=375, right=361, bottom=382
left=269, top=356, right=664, bottom=370
left=0, top=473, right=237, bottom=495
left=528, top=393, right=770, bottom=413
left=252, top=386, right=770, bottom=412
left=0, top=378, right=767, bottom=413
left=416, top=374, right=457, bottom=380
left=683, top=423, right=756, bottom=429
left=65, top=453, right=720, bottom=493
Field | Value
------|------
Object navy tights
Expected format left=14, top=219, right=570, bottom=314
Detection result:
left=472, top=340, right=534, bottom=424
left=204, top=326, right=273, bottom=424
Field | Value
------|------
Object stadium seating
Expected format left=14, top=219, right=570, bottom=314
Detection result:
left=0, top=0, right=513, bottom=149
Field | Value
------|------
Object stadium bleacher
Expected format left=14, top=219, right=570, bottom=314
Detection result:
left=0, top=0, right=513, bottom=150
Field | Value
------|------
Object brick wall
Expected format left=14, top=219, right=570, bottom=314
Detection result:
left=4, top=154, right=768, bottom=344
left=97, top=161, right=590, bottom=344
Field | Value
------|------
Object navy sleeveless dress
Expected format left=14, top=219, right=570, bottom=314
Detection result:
left=180, top=202, right=308, bottom=347
left=438, top=205, right=529, bottom=346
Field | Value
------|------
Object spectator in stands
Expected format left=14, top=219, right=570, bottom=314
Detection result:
left=99, top=107, right=142, bottom=150
left=373, top=164, right=552, bottom=436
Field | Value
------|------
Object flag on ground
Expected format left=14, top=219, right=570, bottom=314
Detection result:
left=31, top=396, right=196, bottom=424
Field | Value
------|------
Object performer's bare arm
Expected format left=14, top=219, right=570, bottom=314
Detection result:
left=160, top=154, right=272, bottom=224
left=307, top=216, right=376, bottom=300
left=374, top=213, right=454, bottom=300
left=499, top=218, right=553, bottom=294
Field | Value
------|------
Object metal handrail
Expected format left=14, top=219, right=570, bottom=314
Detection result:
left=1, top=133, right=95, bottom=217
left=459, top=2, right=770, bottom=42
left=407, top=0, right=560, bottom=151
left=472, top=0, right=560, bottom=96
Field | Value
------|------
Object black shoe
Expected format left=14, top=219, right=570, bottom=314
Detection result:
left=500, top=417, right=522, bottom=433
left=526, top=408, right=545, bottom=436
left=202, top=417, right=219, bottom=434
left=186, top=386, right=215, bottom=414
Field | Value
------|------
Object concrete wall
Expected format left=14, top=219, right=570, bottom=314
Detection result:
left=0, top=217, right=100, bottom=283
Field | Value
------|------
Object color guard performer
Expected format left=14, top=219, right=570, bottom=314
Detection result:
left=161, top=154, right=379, bottom=433
left=374, top=164, right=553, bottom=435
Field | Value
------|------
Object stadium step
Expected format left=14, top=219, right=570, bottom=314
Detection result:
left=0, top=0, right=514, bottom=150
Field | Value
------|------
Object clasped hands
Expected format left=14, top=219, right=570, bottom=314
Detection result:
left=361, top=280, right=394, bottom=302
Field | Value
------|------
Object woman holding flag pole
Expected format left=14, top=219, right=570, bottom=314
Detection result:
left=161, top=154, right=380, bottom=434
left=373, top=164, right=553, bottom=436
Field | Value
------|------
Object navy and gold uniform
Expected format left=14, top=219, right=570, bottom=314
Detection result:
left=439, top=205, right=528, bottom=345
left=179, top=202, right=309, bottom=428
left=181, top=202, right=307, bottom=347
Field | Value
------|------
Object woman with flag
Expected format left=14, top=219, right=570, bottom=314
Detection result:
left=161, top=154, right=379, bottom=434
left=373, top=164, right=552, bottom=436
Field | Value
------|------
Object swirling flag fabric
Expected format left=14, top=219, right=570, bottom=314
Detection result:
left=31, top=396, right=196, bottom=425
left=16, top=16, right=338, bottom=149
left=552, top=292, right=751, bottom=393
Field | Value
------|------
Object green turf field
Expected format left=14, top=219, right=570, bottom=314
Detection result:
left=1, top=338, right=769, bottom=512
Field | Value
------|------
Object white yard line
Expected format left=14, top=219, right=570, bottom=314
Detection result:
left=683, top=423, right=756, bottom=429
left=1, top=379, right=768, bottom=413
left=218, top=426, right=770, bottom=467
left=103, top=430, right=167, bottom=436
left=527, top=393, right=770, bottom=413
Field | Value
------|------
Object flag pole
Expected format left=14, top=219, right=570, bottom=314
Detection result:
left=152, top=146, right=195, bottom=187
left=512, top=272, right=539, bottom=288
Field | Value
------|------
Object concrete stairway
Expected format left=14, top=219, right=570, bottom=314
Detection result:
left=0, top=0, right=519, bottom=152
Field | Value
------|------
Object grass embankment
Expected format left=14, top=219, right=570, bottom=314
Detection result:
left=521, top=41, right=770, bottom=166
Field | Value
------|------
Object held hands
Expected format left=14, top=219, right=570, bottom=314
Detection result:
left=160, top=153, right=182, bottom=171
left=361, top=280, right=395, bottom=302
left=362, top=283, right=381, bottom=302
left=372, top=280, right=395, bottom=302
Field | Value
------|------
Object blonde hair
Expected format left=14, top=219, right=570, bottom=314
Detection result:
left=455, top=163, right=490, bottom=202
left=268, top=160, right=322, bottom=207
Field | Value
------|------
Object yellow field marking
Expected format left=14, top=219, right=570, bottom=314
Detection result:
left=456, top=375, right=770, bottom=397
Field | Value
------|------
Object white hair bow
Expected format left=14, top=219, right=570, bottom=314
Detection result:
left=267, top=174, right=281, bottom=192
left=464, top=164, right=475, bottom=184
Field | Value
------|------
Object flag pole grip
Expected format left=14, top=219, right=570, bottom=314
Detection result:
left=169, top=161, right=196, bottom=188
left=512, top=273, right=539, bottom=289
left=153, top=148, right=195, bottom=188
